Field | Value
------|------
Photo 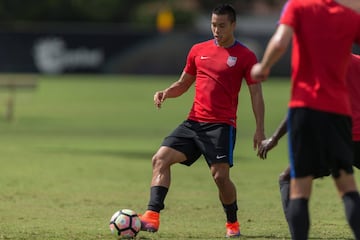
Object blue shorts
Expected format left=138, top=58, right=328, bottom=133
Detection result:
left=161, top=120, right=237, bottom=167
left=288, top=108, right=354, bottom=178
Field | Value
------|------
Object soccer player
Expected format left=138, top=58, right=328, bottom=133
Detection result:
left=139, top=3, right=265, bottom=238
left=250, top=1, right=360, bottom=239
left=257, top=54, right=360, bottom=236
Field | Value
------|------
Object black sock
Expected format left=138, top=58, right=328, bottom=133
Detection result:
left=343, top=191, right=360, bottom=239
left=288, top=198, right=309, bottom=240
left=147, top=186, right=168, bottom=213
left=222, top=201, right=238, bottom=223
left=279, top=169, right=291, bottom=230
left=279, top=178, right=290, bottom=223
left=279, top=178, right=294, bottom=237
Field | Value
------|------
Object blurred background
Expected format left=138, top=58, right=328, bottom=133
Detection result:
left=0, top=0, right=291, bottom=76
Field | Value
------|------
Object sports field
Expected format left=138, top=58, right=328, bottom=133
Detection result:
left=0, top=75, right=356, bottom=239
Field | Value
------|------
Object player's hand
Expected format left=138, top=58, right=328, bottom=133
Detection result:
left=253, top=129, right=266, bottom=151
left=251, top=63, right=270, bottom=82
left=257, top=137, right=278, bottom=160
left=154, top=90, right=167, bottom=109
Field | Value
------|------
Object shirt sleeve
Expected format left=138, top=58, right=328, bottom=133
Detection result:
left=183, top=45, right=197, bottom=76
left=244, top=50, right=259, bottom=85
left=279, top=0, right=297, bottom=30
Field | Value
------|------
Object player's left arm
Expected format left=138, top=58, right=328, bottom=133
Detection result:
left=248, top=83, right=266, bottom=150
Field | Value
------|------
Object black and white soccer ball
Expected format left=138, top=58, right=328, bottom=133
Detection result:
left=109, top=209, right=141, bottom=239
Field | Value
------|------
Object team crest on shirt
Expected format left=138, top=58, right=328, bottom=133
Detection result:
left=227, top=56, right=237, bottom=67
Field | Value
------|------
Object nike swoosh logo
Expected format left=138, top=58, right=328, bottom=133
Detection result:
left=216, top=155, right=227, bottom=159
left=200, top=56, right=209, bottom=60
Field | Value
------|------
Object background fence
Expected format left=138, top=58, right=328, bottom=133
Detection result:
left=0, top=18, right=292, bottom=76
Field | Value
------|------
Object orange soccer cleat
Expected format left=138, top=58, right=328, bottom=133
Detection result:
left=138, top=210, right=160, bottom=232
left=225, top=221, right=241, bottom=238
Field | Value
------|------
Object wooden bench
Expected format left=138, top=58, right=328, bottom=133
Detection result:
left=0, top=74, right=38, bottom=122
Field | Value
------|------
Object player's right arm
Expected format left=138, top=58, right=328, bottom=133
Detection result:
left=154, top=71, right=195, bottom=109
left=257, top=115, right=288, bottom=159
left=251, top=24, right=293, bottom=82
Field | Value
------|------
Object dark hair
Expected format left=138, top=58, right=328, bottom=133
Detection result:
left=212, top=3, right=236, bottom=23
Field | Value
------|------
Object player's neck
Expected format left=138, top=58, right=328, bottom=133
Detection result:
left=216, top=37, right=236, bottom=48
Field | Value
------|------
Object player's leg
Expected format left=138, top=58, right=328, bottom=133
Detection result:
left=210, top=163, right=237, bottom=208
left=333, top=170, right=360, bottom=239
left=140, top=146, right=187, bottom=232
left=148, top=146, right=187, bottom=210
left=329, top=113, right=360, bottom=239
left=286, top=108, right=317, bottom=240
left=287, top=176, right=312, bottom=240
left=210, top=162, right=240, bottom=238
left=201, top=123, right=239, bottom=237
left=280, top=166, right=335, bottom=239
left=279, top=166, right=291, bottom=224
left=140, top=120, right=201, bottom=232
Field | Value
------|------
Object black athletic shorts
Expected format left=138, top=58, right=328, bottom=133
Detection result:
left=161, top=120, right=236, bottom=167
left=288, top=108, right=354, bottom=178
left=354, top=141, right=360, bottom=169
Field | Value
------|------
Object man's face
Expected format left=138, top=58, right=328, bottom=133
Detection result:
left=211, top=13, right=235, bottom=47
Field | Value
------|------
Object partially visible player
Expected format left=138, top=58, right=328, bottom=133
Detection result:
left=349, top=54, right=360, bottom=169
left=257, top=54, right=360, bottom=235
left=251, top=0, right=360, bottom=239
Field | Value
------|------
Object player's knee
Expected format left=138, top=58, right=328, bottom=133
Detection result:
left=151, top=153, right=165, bottom=169
left=279, top=171, right=291, bottom=182
left=212, top=171, right=230, bottom=187
left=151, top=151, right=175, bottom=170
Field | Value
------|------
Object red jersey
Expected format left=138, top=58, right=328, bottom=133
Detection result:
left=347, top=54, right=360, bottom=141
left=184, top=40, right=258, bottom=127
left=280, top=0, right=360, bottom=115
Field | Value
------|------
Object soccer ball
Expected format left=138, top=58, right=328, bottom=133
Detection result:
left=109, top=209, right=141, bottom=239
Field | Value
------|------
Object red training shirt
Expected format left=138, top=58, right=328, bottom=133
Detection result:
left=184, top=40, right=258, bottom=128
left=280, top=0, right=360, bottom=116
left=347, top=54, right=360, bottom=141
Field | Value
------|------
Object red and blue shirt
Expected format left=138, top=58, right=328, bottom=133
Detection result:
left=184, top=40, right=258, bottom=127
left=280, top=0, right=360, bottom=116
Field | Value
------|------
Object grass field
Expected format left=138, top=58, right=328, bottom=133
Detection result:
left=0, top=75, right=357, bottom=240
